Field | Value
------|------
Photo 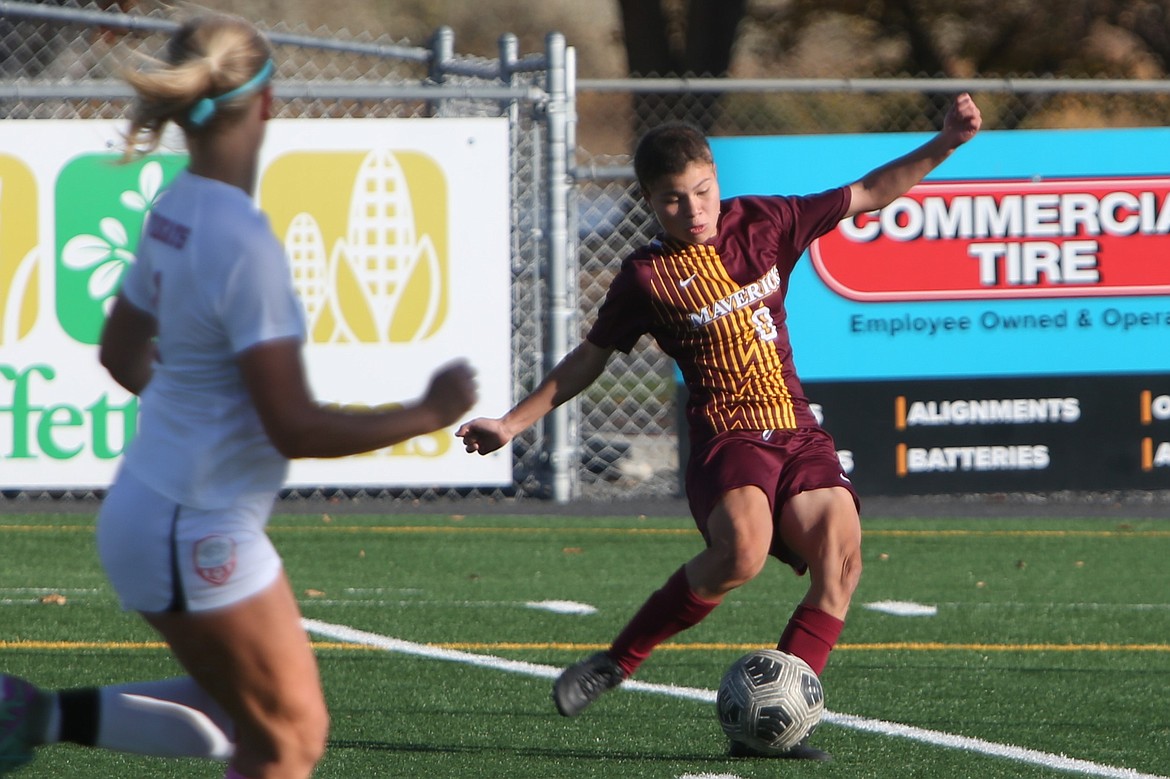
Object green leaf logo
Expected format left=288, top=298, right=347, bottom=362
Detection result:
left=55, top=155, right=185, bottom=344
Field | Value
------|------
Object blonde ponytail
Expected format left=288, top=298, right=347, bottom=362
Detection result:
left=122, top=14, right=273, bottom=160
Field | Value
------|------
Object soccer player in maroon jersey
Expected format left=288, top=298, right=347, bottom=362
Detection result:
left=458, top=93, right=981, bottom=759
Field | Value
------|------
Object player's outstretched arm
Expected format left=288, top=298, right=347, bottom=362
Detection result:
left=846, top=92, right=982, bottom=217
left=239, top=341, right=478, bottom=459
left=458, top=340, right=613, bottom=456
left=99, top=295, right=158, bottom=395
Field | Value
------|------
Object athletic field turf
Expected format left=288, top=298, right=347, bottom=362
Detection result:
left=2, top=509, right=1168, bottom=778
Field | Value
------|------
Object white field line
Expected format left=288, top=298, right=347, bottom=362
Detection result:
left=822, top=711, right=1166, bottom=779
left=863, top=600, right=939, bottom=616
left=276, top=598, right=1170, bottom=611
left=303, top=618, right=1169, bottom=779
left=933, top=603, right=1170, bottom=611
left=9, top=588, right=1167, bottom=612
left=525, top=600, right=598, bottom=615
left=0, top=588, right=103, bottom=593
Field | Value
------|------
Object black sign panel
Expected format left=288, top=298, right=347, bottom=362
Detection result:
left=806, top=374, right=1170, bottom=496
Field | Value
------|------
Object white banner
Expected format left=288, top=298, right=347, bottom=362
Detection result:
left=0, top=118, right=513, bottom=490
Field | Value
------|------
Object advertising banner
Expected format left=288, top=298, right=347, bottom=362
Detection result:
left=0, top=118, right=512, bottom=491
left=711, top=128, right=1170, bottom=493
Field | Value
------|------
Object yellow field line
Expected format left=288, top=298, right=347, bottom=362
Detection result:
left=863, top=529, right=1170, bottom=538
left=840, top=642, right=1170, bottom=652
left=426, top=641, right=1170, bottom=653
left=4, top=640, right=1169, bottom=653
left=0, top=525, right=693, bottom=536
left=273, top=526, right=695, bottom=535
left=2, top=524, right=1170, bottom=539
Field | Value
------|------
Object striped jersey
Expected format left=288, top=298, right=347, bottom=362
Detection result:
left=587, top=188, right=850, bottom=445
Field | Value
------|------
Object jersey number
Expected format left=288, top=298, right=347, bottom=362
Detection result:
left=752, top=306, right=778, bottom=342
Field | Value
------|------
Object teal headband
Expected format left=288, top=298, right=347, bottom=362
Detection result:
left=188, top=59, right=275, bottom=128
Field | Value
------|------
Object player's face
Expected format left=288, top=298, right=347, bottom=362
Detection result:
left=644, top=161, right=721, bottom=244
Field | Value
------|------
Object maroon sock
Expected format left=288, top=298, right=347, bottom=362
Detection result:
left=608, top=566, right=719, bottom=676
left=777, top=605, right=844, bottom=675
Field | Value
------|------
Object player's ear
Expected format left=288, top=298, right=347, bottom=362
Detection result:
left=639, top=180, right=656, bottom=205
left=260, top=85, right=274, bottom=121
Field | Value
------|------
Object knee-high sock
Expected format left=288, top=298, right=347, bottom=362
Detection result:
left=777, top=605, right=844, bottom=675
left=51, top=676, right=234, bottom=760
left=609, top=566, right=719, bottom=676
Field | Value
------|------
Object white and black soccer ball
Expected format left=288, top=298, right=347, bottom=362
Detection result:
left=716, top=649, right=825, bottom=754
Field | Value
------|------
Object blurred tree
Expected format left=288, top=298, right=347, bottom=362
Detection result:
left=619, top=0, right=747, bottom=77
left=753, top=0, right=1168, bottom=129
left=617, top=0, right=749, bottom=134
left=772, top=0, right=1133, bottom=76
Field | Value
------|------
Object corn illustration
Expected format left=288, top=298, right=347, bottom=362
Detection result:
left=342, top=149, right=440, bottom=342
left=283, top=149, right=443, bottom=344
left=286, top=211, right=328, bottom=328
left=0, top=176, right=41, bottom=344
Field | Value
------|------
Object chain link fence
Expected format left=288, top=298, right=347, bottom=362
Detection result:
left=0, top=1, right=569, bottom=505
left=3, top=1, right=1169, bottom=507
left=569, top=75, right=1170, bottom=504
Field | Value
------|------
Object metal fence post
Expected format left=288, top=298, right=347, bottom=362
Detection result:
left=0, top=3, right=559, bottom=504
left=542, top=31, right=576, bottom=503
left=428, top=25, right=453, bottom=117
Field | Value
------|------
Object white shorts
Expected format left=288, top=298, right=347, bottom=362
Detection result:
left=97, top=467, right=282, bottom=613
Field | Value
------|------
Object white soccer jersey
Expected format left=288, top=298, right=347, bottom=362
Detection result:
left=119, top=170, right=306, bottom=510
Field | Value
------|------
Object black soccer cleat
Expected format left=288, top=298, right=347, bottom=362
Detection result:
left=728, top=737, right=833, bottom=761
left=552, top=651, right=626, bottom=717
left=0, top=674, right=49, bottom=775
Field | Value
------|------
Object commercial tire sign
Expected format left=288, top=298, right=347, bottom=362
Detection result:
left=713, top=128, right=1170, bottom=494
left=812, top=177, right=1170, bottom=301
left=0, top=119, right=511, bottom=491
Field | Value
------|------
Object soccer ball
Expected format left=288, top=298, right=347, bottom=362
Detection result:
left=716, top=649, right=824, bottom=754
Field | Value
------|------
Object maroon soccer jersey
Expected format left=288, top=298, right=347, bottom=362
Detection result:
left=587, top=189, right=851, bottom=445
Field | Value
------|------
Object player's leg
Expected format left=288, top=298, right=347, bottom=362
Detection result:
left=7, top=675, right=235, bottom=763
left=684, top=485, right=773, bottom=598
left=85, top=676, right=233, bottom=758
left=728, top=486, right=858, bottom=762
left=608, top=484, right=773, bottom=669
left=94, top=471, right=324, bottom=778
left=2, top=473, right=247, bottom=773
left=608, top=436, right=781, bottom=675
left=553, top=485, right=772, bottom=717
left=144, top=572, right=328, bottom=779
left=775, top=485, right=862, bottom=674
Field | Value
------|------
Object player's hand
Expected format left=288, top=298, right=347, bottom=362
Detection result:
left=456, top=417, right=512, bottom=455
left=942, top=92, right=981, bottom=148
left=421, top=359, right=478, bottom=428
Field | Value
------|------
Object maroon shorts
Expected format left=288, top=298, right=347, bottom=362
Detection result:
left=684, top=427, right=860, bottom=572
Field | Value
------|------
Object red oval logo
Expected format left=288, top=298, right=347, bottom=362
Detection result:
left=810, top=177, right=1170, bottom=301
